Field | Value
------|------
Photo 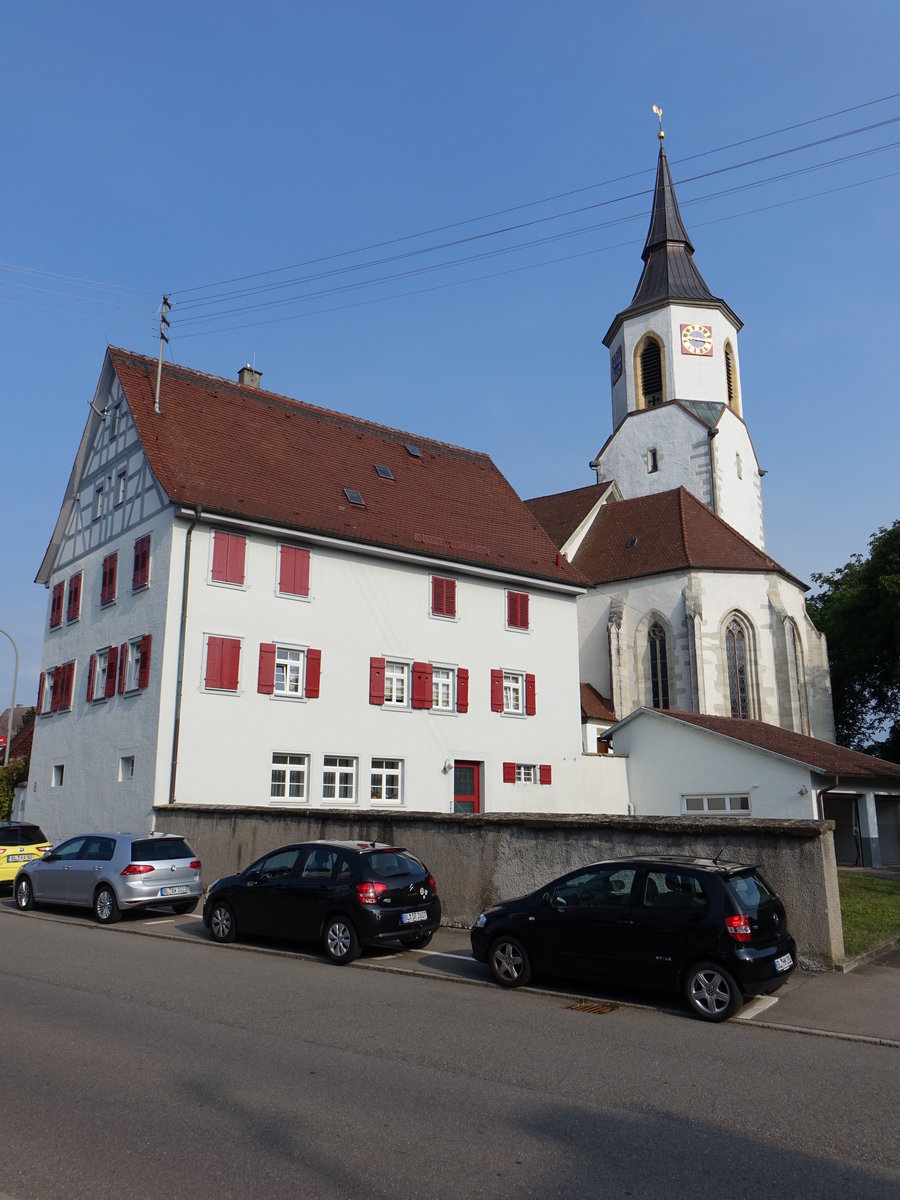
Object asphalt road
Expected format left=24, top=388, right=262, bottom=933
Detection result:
left=1, top=906, right=898, bottom=1200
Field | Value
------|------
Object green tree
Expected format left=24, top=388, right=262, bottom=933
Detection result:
left=0, top=758, right=27, bottom=821
left=808, top=520, right=900, bottom=761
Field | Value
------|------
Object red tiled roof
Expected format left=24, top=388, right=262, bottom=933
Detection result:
left=655, top=711, right=900, bottom=781
left=559, top=487, right=804, bottom=588
left=525, top=483, right=615, bottom=548
left=7, top=720, right=33, bottom=762
left=110, top=349, right=583, bottom=585
left=580, top=683, right=616, bottom=723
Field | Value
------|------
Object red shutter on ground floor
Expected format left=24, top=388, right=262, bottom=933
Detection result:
left=305, top=648, right=321, bottom=698
left=138, top=635, right=152, bottom=690
left=490, top=669, right=504, bottom=712
left=86, top=654, right=96, bottom=701
left=456, top=667, right=469, bottom=713
left=105, top=645, right=118, bottom=697
left=257, top=643, right=276, bottom=694
left=539, top=764, right=552, bottom=785
left=412, top=661, right=433, bottom=709
left=369, top=656, right=385, bottom=705
left=502, top=762, right=516, bottom=783
left=525, top=673, right=536, bottom=716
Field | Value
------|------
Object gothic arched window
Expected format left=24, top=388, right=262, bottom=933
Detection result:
left=725, top=617, right=751, bottom=718
left=648, top=622, right=669, bottom=709
left=640, top=338, right=664, bottom=408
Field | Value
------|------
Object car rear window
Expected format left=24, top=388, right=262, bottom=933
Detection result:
left=729, top=871, right=777, bottom=914
left=0, top=825, right=47, bottom=845
left=364, top=851, right=424, bottom=879
left=131, top=837, right=195, bottom=861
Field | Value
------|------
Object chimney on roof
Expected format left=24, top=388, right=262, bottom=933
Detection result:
left=238, top=364, right=262, bottom=389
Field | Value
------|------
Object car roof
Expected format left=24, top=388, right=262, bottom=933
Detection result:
left=580, top=855, right=755, bottom=875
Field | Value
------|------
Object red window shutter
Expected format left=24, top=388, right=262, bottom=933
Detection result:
left=86, top=654, right=96, bottom=701
left=37, top=673, right=45, bottom=713
left=257, top=643, right=276, bottom=694
left=490, top=669, right=504, bottom=712
left=525, top=673, right=536, bottom=716
left=101, top=553, right=118, bottom=604
left=305, top=648, right=321, bottom=698
left=508, top=591, right=529, bottom=629
left=280, top=545, right=310, bottom=596
left=539, top=764, right=552, bottom=785
left=205, top=637, right=223, bottom=690
left=369, top=656, right=385, bottom=706
left=412, top=662, right=433, bottom=709
left=62, top=662, right=75, bottom=710
left=50, top=669, right=61, bottom=712
left=105, top=645, right=118, bottom=697
left=138, top=635, right=152, bottom=689
left=445, top=579, right=456, bottom=618
left=502, top=762, right=516, bottom=783
left=229, top=535, right=246, bottom=585
left=432, top=576, right=456, bottom=618
left=67, top=573, right=82, bottom=621
left=118, top=643, right=128, bottom=694
left=456, top=667, right=469, bottom=713
left=211, top=532, right=229, bottom=581
left=50, top=583, right=64, bottom=627
left=133, top=535, right=150, bottom=589
left=222, top=638, right=241, bottom=690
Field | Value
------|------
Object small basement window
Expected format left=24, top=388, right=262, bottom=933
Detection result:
left=344, top=488, right=365, bottom=507
left=375, top=464, right=394, bottom=480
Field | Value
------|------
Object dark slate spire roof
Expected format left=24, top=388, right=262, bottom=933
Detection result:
left=603, top=143, right=741, bottom=345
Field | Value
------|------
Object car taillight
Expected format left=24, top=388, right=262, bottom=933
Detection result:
left=355, top=880, right=389, bottom=905
left=38, top=845, right=52, bottom=852
left=427, top=875, right=436, bottom=892
left=121, top=864, right=155, bottom=876
left=190, top=859, right=201, bottom=870
left=726, top=914, right=752, bottom=943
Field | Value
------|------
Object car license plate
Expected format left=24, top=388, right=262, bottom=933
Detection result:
left=7, top=854, right=33, bottom=863
left=401, top=910, right=428, bottom=924
left=160, top=885, right=190, bottom=897
left=774, top=952, right=793, bottom=972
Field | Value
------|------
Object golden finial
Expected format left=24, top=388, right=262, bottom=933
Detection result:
left=652, top=104, right=665, bottom=141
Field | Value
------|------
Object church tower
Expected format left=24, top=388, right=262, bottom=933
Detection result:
left=593, top=125, right=766, bottom=549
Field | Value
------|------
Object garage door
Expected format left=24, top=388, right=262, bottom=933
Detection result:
left=824, top=795, right=858, bottom=864
left=875, top=797, right=900, bottom=865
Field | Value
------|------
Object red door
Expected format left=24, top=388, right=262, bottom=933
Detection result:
left=453, top=761, right=481, bottom=814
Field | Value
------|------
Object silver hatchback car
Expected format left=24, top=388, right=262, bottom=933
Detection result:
left=14, top=832, right=203, bottom=924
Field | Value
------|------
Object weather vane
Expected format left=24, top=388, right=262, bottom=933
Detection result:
left=652, top=104, right=665, bottom=141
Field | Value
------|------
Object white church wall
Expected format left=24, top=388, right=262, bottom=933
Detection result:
left=708, top=410, right=765, bottom=548
left=596, top=406, right=712, bottom=507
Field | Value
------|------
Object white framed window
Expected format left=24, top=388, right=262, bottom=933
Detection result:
left=124, top=637, right=143, bottom=693
left=682, top=794, right=751, bottom=814
left=503, top=671, right=524, bottom=715
left=52, top=763, right=65, bottom=788
left=515, top=763, right=537, bottom=783
left=118, top=755, right=135, bottom=782
left=370, top=758, right=403, bottom=805
left=432, top=666, right=454, bottom=711
left=275, top=646, right=304, bottom=697
left=93, top=485, right=104, bottom=521
left=116, top=469, right=127, bottom=506
left=384, top=660, right=409, bottom=707
left=323, top=756, right=357, bottom=803
left=271, top=753, right=308, bottom=803
left=93, top=648, right=110, bottom=701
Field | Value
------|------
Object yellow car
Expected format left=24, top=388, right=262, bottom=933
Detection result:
left=0, top=823, right=52, bottom=885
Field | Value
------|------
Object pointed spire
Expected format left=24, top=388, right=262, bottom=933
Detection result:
left=642, top=144, right=695, bottom=260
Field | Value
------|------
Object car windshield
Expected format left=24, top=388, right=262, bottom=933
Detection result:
left=365, top=851, right=422, bottom=879
left=131, top=837, right=195, bottom=861
left=0, top=825, right=47, bottom=844
left=729, top=871, right=777, bottom=914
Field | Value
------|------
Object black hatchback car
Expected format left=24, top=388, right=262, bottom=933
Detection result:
left=470, top=856, right=796, bottom=1021
left=203, top=840, right=441, bottom=964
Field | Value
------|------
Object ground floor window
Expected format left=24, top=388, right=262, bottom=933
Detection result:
left=370, top=758, right=403, bottom=805
left=271, top=753, right=308, bottom=803
left=323, top=755, right=357, bottom=803
left=682, top=794, right=750, bottom=814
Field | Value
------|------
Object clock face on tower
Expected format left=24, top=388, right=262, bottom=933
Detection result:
left=680, top=323, right=713, bottom=356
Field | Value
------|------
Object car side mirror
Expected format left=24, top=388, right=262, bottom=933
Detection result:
left=543, top=892, right=565, bottom=910
left=244, top=868, right=261, bottom=885
left=43, top=852, right=56, bottom=862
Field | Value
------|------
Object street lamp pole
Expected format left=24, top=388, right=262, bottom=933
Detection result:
left=0, top=628, right=19, bottom=768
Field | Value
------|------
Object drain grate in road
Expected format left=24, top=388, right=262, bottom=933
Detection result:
left=567, top=1000, right=618, bottom=1014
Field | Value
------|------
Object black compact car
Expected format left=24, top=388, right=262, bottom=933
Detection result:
left=470, top=855, right=796, bottom=1021
left=203, top=840, right=441, bottom=964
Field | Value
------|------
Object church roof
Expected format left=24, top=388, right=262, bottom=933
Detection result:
left=525, top=482, right=616, bottom=548
left=629, top=710, right=900, bottom=783
left=526, top=485, right=804, bottom=589
left=105, top=348, right=582, bottom=587
left=603, top=144, right=741, bottom=345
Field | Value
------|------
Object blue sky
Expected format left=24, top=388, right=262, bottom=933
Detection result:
left=2, top=1, right=899, bottom=715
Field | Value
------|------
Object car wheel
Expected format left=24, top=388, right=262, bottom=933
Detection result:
left=15, top=876, right=34, bottom=911
left=208, top=900, right=236, bottom=943
left=684, top=961, right=743, bottom=1022
left=93, top=885, right=121, bottom=925
left=170, top=900, right=198, bottom=915
left=400, top=929, right=434, bottom=950
left=488, top=934, right=532, bottom=988
left=323, top=916, right=360, bottom=964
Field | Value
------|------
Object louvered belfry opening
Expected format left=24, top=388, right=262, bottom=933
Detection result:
left=640, top=339, right=663, bottom=407
left=725, top=345, right=737, bottom=410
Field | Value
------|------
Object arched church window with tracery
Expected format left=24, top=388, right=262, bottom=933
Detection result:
left=639, top=338, right=664, bottom=408
left=648, top=622, right=669, bottom=709
left=724, top=342, right=740, bottom=414
left=725, top=616, right=751, bottom=718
